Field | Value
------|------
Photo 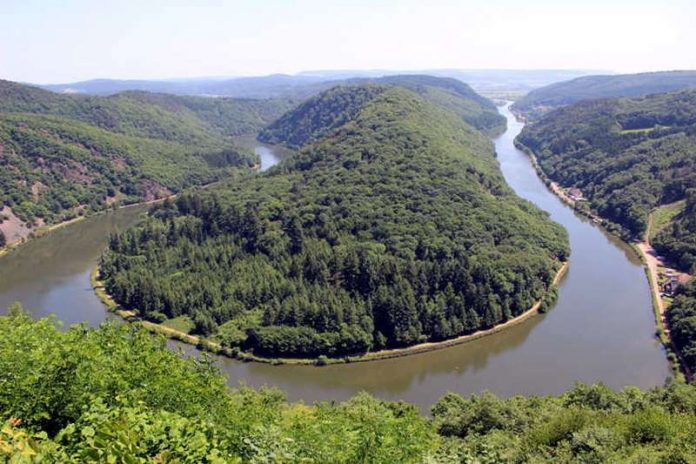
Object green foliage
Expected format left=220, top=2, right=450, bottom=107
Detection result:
left=0, top=229, right=5, bottom=248
left=513, top=70, right=696, bottom=119
left=432, top=382, right=696, bottom=463
left=110, top=90, right=295, bottom=137
left=260, top=75, right=505, bottom=146
left=4, top=311, right=696, bottom=462
left=0, top=80, right=290, bottom=143
left=101, top=85, right=568, bottom=358
left=0, top=112, right=255, bottom=225
left=667, top=279, right=696, bottom=374
left=0, top=311, right=436, bottom=462
left=654, top=190, right=696, bottom=273
left=259, top=85, right=387, bottom=148
left=370, top=75, right=505, bottom=136
left=0, top=79, right=292, bottom=226
left=650, top=200, right=686, bottom=241
left=517, top=90, right=696, bottom=250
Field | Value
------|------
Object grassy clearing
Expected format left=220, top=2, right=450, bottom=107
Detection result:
left=161, top=316, right=194, bottom=334
left=649, top=200, right=686, bottom=241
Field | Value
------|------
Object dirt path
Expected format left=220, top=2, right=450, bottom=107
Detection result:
left=636, top=241, right=667, bottom=324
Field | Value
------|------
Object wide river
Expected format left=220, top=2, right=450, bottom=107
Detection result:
left=0, top=106, right=671, bottom=411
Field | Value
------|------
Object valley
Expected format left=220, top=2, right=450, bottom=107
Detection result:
left=1, top=69, right=693, bottom=462
left=0, top=103, right=670, bottom=410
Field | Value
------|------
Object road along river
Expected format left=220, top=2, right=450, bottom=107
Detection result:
left=0, top=107, right=670, bottom=411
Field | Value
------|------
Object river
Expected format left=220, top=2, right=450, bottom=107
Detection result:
left=0, top=107, right=671, bottom=411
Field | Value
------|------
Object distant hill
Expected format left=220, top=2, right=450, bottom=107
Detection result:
left=0, top=80, right=293, bottom=140
left=517, top=90, right=696, bottom=271
left=41, top=74, right=505, bottom=135
left=350, top=75, right=506, bottom=135
left=100, top=84, right=568, bottom=359
left=0, top=80, right=290, bottom=239
left=513, top=71, right=696, bottom=119
left=41, top=74, right=330, bottom=98
left=260, top=75, right=506, bottom=143
left=40, top=69, right=597, bottom=99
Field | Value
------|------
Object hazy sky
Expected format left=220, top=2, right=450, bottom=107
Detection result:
left=2, top=0, right=695, bottom=84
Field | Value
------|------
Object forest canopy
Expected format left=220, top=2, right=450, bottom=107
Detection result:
left=3, top=310, right=696, bottom=462
left=100, top=84, right=568, bottom=359
left=653, top=189, right=696, bottom=273
left=516, top=90, right=696, bottom=271
left=260, top=74, right=506, bottom=143
left=666, top=279, right=696, bottom=374
left=0, top=80, right=291, bottom=227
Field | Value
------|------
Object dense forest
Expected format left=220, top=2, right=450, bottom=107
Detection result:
left=513, top=70, right=696, bottom=119
left=653, top=190, right=696, bottom=273
left=260, top=75, right=506, bottom=141
left=667, top=279, right=696, bottom=375
left=0, top=80, right=291, bottom=230
left=516, top=90, right=696, bottom=268
left=100, top=84, right=568, bottom=359
left=3, top=310, right=696, bottom=462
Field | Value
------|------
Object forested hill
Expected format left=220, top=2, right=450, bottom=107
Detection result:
left=516, top=90, right=696, bottom=270
left=0, top=80, right=292, bottom=142
left=260, top=75, right=506, bottom=143
left=513, top=70, right=696, bottom=119
left=0, top=80, right=289, bottom=237
left=100, top=85, right=568, bottom=359
left=348, top=75, right=505, bottom=136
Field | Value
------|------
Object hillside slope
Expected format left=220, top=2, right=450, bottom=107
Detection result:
left=260, top=75, right=505, bottom=143
left=653, top=190, right=696, bottom=273
left=0, top=80, right=291, bottom=141
left=516, top=90, right=696, bottom=270
left=513, top=70, right=696, bottom=119
left=3, top=310, right=696, bottom=462
left=0, top=80, right=290, bottom=242
left=100, top=85, right=568, bottom=359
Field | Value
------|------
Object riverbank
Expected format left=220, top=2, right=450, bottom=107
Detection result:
left=0, top=175, right=244, bottom=260
left=91, top=261, right=569, bottom=366
left=634, top=210, right=692, bottom=381
left=514, top=136, right=689, bottom=380
left=0, top=215, right=87, bottom=259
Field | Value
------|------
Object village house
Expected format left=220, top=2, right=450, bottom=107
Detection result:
left=662, top=273, right=691, bottom=296
left=567, top=187, right=584, bottom=201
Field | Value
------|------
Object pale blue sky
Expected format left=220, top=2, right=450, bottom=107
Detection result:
left=2, top=0, right=695, bottom=84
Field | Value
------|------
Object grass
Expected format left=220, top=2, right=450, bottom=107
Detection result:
left=619, top=127, right=657, bottom=134
left=161, top=316, right=194, bottom=334
left=618, top=124, right=670, bottom=134
left=649, top=200, right=686, bottom=241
